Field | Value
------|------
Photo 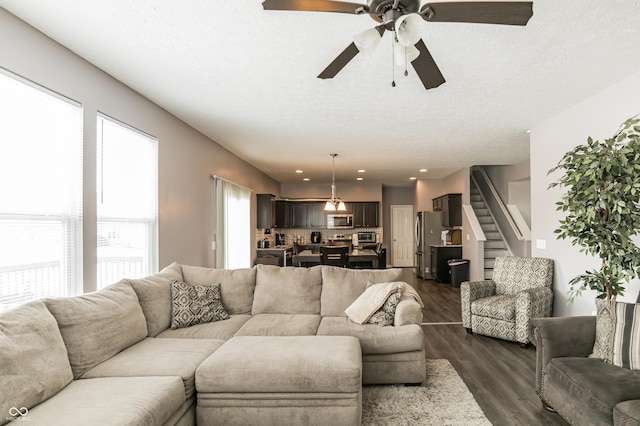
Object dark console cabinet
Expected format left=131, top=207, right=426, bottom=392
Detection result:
left=430, top=245, right=462, bottom=283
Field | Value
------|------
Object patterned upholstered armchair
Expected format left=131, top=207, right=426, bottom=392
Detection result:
left=461, top=256, right=554, bottom=346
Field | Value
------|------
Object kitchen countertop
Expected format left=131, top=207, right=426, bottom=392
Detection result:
left=257, top=245, right=293, bottom=251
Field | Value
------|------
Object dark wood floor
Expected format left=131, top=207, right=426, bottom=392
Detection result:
left=407, top=272, right=568, bottom=426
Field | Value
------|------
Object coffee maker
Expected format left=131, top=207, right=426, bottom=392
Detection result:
left=275, top=233, right=286, bottom=246
left=311, top=231, right=322, bottom=244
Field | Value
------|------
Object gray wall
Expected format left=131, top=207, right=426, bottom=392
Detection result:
left=0, top=8, right=280, bottom=292
left=531, top=69, right=640, bottom=316
left=484, top=160, right=531, bottom=227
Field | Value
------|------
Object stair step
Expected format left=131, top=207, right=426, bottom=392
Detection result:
left=485, top=240, right=506, bottom=249
left=471, top=201, right=485, bottom=209
left=480, top=223, right=498, bottom=232
left=470, top=194, right=483, bottom=202
left=485, top=249, right=510, bottom=258
left=485, top=231, right=501, bottom=240
left=484, top=269, right=493, bottom=280
left=484, top=258, right=496, bottom=269
left=474, top=208, right=490, bottom=217
left=477, top=216, right=493, bottom=224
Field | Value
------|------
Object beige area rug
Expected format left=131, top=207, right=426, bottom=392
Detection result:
left=362, top=359, right=491, bottom=426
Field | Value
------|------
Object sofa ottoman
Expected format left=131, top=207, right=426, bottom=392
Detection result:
left=195, top=335, right=362, bottom=426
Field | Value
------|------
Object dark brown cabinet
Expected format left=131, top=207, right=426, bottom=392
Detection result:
left=432, top=194, right=462, bottom=227
left=349, top=202, right=379, bottom=228
left=292, top=202, right=325, bottom=228
left=257, top=194, right=275, bottom=229
left=274, top=200, right=291, bottom=228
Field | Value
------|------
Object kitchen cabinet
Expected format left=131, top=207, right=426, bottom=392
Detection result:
left=432, top=194, right=462, bottom=227
left=430, top=245, right=462, bottom=283
left=292, top=202, right=325, bottom=228
left=257, top=194, right=275, bottom=229
left=274, top=200, right=291, bottom=228
left=349, top=202, right=379, bottom=227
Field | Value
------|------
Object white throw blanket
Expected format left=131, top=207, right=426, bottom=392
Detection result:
left=344, top=281, right=424, bottom=325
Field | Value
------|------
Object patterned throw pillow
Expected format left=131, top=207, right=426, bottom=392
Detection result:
left=170, top=280, right=229, bottom=329
left=367, top=292, right=401, bottom=327
left=611, top=302, right=640, bottom=369
left=589, top=298, right=615, bottom=362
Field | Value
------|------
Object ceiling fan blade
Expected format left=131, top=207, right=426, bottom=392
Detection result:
left=262, top=0, right=364, bottom=14
left=421, top=1, right=533, bottom=26
left=411, top=39, right=445, bottom=90
left=317, top=42, right=360, bottom=79
left=319, top=25, right=385, bottom=79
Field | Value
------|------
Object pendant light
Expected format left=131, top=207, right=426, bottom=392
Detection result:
left=324, top=153, right=347, bottom=211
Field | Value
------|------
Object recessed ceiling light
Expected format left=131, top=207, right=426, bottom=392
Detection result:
left=356, top=177, right=364, bottom=181
left=295, top=170, right=303, bottom=173
left=419, top=168, right=427, bottom=173
left=409, top=177, right=417, bottom=180
left=303, top=178, right=310, bottom=181
left=357, top=169, right=366, bottom=173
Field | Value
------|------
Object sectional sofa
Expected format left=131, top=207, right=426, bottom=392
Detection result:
left=0, top=263, right=425, bottom=425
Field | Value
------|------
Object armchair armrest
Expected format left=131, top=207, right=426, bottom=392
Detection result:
left=514, top=287, right=554, bottom=344
left=460, top=280, right=496, bottom=328
left=394, top=296, right=423, bottom=326
left=529, top=316, right=596, bottom=397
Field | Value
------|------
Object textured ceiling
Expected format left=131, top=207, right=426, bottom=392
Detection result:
left=2, top=0, right=640, bottom=185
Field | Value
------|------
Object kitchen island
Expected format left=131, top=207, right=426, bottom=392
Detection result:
left=292, top=248, right=379, bottom=268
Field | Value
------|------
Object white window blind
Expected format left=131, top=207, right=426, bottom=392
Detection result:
left=0, top=69, right=83, bottom=310
left=213, top=177, right=251, bottom=269
left=97, top=115, right=158, bottom=289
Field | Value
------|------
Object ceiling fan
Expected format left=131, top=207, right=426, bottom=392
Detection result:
left=261, top=0, right=533, bottom=90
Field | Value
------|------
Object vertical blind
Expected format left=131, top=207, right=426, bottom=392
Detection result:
left=0, top=69, right=83, bottom=310
left=96, top=114, right=158, bottom=288
left=213, top=177, right=251, bottom=269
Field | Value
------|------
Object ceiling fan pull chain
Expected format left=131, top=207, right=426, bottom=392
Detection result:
left=404, top=48, right=409, bottom=77
left=391, top=35, right=396, bottom=87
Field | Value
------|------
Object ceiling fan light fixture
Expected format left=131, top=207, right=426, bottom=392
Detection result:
left=395, top=13, right=423, bottom=47
left=354, top=27, right=382, bottom=55
left=394, top=43, right=420, bottom=66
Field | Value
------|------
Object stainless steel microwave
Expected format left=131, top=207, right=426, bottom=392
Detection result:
left=327, top=214, right=353, bottom=229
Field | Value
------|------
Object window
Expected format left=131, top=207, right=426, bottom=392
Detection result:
left=96, top=115, right=158, bottom=289
left=213, top=177, right=251, bottom=269
left=0, top=69, right=83, bottom=310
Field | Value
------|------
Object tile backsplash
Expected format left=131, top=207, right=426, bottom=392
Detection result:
left=256, top=228, right=382, bottom=247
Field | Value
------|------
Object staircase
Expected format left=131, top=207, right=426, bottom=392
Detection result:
left=470, top=182, right=510, bottom=279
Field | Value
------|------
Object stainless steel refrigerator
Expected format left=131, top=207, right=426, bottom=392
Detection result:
left=415, top=211, right=447, bottom=279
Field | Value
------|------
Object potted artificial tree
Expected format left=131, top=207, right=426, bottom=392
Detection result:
left=548, top=114, right=640, bottom=304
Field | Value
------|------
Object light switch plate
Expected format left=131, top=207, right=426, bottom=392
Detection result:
left=536, top=239, right=546, bottom=250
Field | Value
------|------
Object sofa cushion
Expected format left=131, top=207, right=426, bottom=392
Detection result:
left=252, top=264, right=322, bottom=315
left=611, top=301, right=640, bottom=369
left=82, top=337, right=223, bottom=398
left=234, top=314, right=321, bottom=336
left=317, top=316, right=424, bottom=355
left=157, top=314, right=252, bottom=340
left=320, top=266, right=406, bottom=317
left=170, top=280, right=229, bottom=329
left=590, top=298, right=614, bottom=362
left=181, top=265, right=256, bottom=315
left=24, top=376, right=185, bottom=425
left=471, top=294, right=515, bottom=321
left=0, top=301, right=73, bottom=424
left=43, top=280, right=148, bottom=379
left=127, top=262, right=184, bottom=337
left=367, top=292, right=401, bottom=326
left=614, top=400, right=640, bottom=425
left=547, top=357, right=640, bottom=423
